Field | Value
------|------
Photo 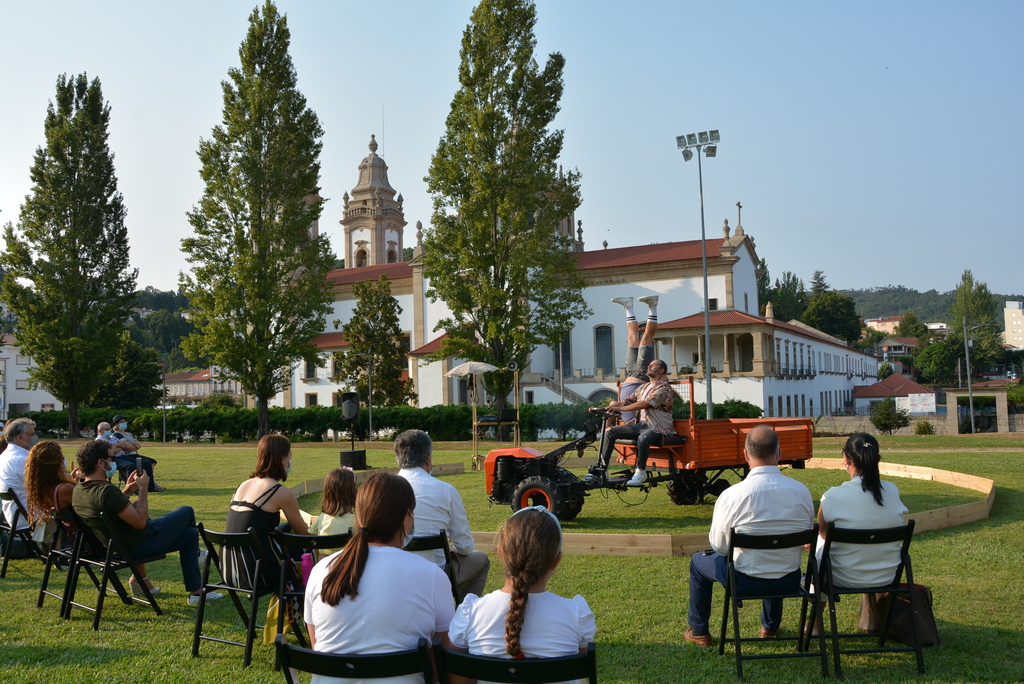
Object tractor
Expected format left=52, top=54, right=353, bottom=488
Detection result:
left=484, top=378, right=813, bottom=520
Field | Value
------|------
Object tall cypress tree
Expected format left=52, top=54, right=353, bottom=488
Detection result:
left=1, top=73, right=137, bottom=433
left=180, top=1, right=334, bottom=436
left=423, top=0, right=590, bottom=412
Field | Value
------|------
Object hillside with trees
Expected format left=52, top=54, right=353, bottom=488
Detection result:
left=841, top=285, right=1023, bottom=325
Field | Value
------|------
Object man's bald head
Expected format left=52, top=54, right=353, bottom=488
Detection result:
left=744, top=425, right=780, bottom=466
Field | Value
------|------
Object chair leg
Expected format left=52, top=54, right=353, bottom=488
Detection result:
left=827, top=593, right=842, bottom=679
left=93, top=566, right=112, bottom=630
left=718, top=589, right=731, bottom=656
left=243, top=593, right=261, bottom=668
left=732, top=592, right=744, bottom=679
left=37, top=553, right=56, bottom=607
left=1, top=526, right=16, bottom=578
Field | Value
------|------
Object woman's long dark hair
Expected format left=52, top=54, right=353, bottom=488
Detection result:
left=844, top=432, right=884, bottom=505
left=319, top=472, right=414, bottom=606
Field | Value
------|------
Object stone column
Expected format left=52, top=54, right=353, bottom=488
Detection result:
left=696, top=334, right=706, bottom=378
left=671, top=336, right=679, bottom=378
left=946, top=391, right=959, bottom=434
left=752, top=331, right=767, bottom=376
left=996, top=390, right=1009, bottom=433
left=722, top=333, right=732, bottom=377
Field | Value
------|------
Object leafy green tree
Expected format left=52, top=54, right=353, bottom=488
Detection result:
left=0, top=73, right=137, bottom=433
left=877, top=361, right=894, bottom=380
left=180, top=1, right=334, bottom=436
left=870, top=397, right=911, bottom=435
left=802, top=290, right=862, bottom=342
left=947, top=269, right=1002, bottom=370
left=334, top=274, right=416, bottom=407
left=756, top=258, right=771, bottom=315
left=199, top=392, right=238, bottom=409
left=810, top=270, right=829, bottom=298
left=856, top=327, right=885, bottom=352
left=915, top=340, right=958, bottom=383
left=894, top=310, right=927, bottom=340
left=422, top=0, right=590, bottom=414
left=89, top=331, right=162, bottom=409
left=768, top=272, right=808, bottom=321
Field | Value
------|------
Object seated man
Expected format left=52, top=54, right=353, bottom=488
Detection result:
left=107, top=414, right=164, bottom=492
left=0, top=418, right=37, bottom=531
left=71, top=439, right=222, bottom=606
left=394, top=429, right=489, bottom=603
left=610, top=295, right=659, bottom=423
left=594, top=358, right=685, bottom=485
left=684, top=426, right=814, bottom=646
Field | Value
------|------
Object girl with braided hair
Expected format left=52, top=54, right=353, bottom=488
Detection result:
left=303, top=472, right=455, bottom=680
left=816, top=433, right=909, bottom=588
left=449, top=506, right=595, bottom=668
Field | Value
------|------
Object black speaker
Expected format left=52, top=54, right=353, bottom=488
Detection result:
left=340, top=449, right=366, bottom=470
left=341, top=391, right=360, bottom=420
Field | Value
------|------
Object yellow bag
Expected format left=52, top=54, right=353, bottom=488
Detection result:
left=262, top=596, right=296, bottom=645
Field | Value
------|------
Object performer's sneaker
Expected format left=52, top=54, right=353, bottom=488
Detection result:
left=610, top=296, right=633, bottom=307
left=626, top=469, right=647, bottom=486
left=638, top=295, right=659, bottom=307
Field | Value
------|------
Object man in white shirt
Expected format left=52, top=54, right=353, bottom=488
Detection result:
left=0, top=418, right=37, bottom=531
left=685, top=425, right=814, bottom=646
left=395, top=429, right=489, bottom=602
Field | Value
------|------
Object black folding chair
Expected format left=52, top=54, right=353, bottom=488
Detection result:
left=271, top=529, right=352, bottom=647
left=814, top=520, right=924, bottom=677
left=37, top=508, right=86, bottom=616
left=404, top=529, right=459, bottom=602
left=276, top=634, right=434, bottom=684
left=1, top=489, right=46, bottom=577
left=192, top=523, right=275, bottom=668
left=718, top=525, right=829, bottom=679
left=433, top=637, right=598, bottom=684
left=61, top=508, right=165, bottom=629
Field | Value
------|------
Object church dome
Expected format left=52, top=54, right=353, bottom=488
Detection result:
left=351, top=134, right=397, bottom=199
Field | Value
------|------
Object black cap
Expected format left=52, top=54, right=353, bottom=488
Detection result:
left=111, top=414, right=127, bottom=424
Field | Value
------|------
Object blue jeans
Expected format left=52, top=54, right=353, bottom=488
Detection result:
left=132, top=506, right=201, bottom=592
left=688, top=551, right=801, bottom=635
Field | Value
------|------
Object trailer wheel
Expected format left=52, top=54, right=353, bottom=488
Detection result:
left=512, top=476, right=565, bottom=517
left=667, top=471, right=704, bottom=506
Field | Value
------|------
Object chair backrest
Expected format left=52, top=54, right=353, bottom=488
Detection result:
left=820, top=520, right=915, bottom=586
left=433, top=638, right=598, bottom=684
left=273, top=529, right=352, bottom=555
left=403, top=530, right=458, bottom=600
left=275, top=634, right=433, bottom=684
left=63, top=506, right=108, bottom=559
left=0, top=488, right=29, bottom=524
left=728, top=526, right=819, bottom=555
left=197, top=523, right=271, bottom=591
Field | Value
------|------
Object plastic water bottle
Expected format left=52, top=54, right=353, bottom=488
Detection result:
left=301, top=552, right=314, bottom=585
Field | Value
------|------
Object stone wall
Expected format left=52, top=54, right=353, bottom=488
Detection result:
left=813, top=414, right=949, bottom=437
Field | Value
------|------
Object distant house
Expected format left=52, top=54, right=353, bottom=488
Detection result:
left=164, top=367, right=241, bottom=405
left=852, top=374, right=936, bottom=414
left=865, top=316, right=904, bottom=335
left=877, top=336, right=918, bottom=361
left=1004, top=301, right=1024, bottom=349
left=0, top=335, right=64, bottom=418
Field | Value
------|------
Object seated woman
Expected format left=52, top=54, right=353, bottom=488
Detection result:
left=71, top=439, right=222, bottom=605
left=24, top=440, right=78, bottom=527
left=308, top=467, right=357, bottom=559
left=224, top=434, right=309, bottom=595
left=817, top=432, right=909, bottom=588
left=304, top=473, right=455, bottom=682
left=449, top=506, right=595, bottom=662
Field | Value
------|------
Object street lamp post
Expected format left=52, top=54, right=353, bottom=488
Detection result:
left=357, top=352, right=375, bottom=441
left=676, top=130, right=720, bottom=419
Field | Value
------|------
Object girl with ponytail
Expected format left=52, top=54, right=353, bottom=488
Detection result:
left=303, top=472, right=455, bottom=679
left=816, top=433, right=909, bottom=588
left=449, top=506, right=596, bottom=668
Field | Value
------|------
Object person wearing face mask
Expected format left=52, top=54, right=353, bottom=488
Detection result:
left=395, top=429, right=489, bottom=604
left=71, top=439, right=223, bottom=604
left=99, top=417, right=165, bottom=493
left=0, top=418, right=38, bottom=531
left=223, top=434, right=310, bottom=595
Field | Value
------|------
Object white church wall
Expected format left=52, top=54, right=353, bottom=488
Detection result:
left=732, top=245, right=758, bottom=314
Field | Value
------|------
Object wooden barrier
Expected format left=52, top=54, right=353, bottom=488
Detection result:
left=289, top=462, right=465, bottom=497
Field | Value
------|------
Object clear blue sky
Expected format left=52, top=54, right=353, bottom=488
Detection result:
left=1, top=0, right=1021, bottom=297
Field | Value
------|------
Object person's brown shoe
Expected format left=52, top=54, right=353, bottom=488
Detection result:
left=684, top=628, right=714, bottom=647
left=759, top=627, right=779, bottom=639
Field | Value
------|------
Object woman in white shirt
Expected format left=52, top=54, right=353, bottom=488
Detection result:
left=304, top=472, right=454, bottom=684
left=449, top=506, right=595, bottom=666
left=817, top=433, right=909, bottom=588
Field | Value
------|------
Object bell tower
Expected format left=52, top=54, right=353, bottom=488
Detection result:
left=339, top=135, right=407, bottom=267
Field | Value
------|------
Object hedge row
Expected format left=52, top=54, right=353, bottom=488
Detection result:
left=21, top=397, right=762, bottom=443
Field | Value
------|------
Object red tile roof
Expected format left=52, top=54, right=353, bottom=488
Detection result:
left=408, top=333, right=449, bottom=356
left=327, top=262, right=413, bottom=286
left=852, top=374, right=934, bottom=398
left=575, top=239, right=725, bottom=270
left=164, top=369, right=211, bottom=383
left=310, top=332, right=349, bottom=349
left=658, top=310, right=847, bottom=345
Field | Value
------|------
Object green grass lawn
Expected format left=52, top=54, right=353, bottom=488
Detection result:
left=1, top=433, right=1021, bottom=682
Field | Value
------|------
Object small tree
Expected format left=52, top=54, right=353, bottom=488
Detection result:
left=878, top=361, right=894, bottom=380
left=89, top=331, right=163, bottom=409
left=894, top=310, right=927, bottom=339
left=334, top=274, right=416, bottom=407
left=870, top=397, right=911, bottom=435
left=756, top=258, right=771, bottom=315
left=0, top=73, right=137, bottom=433
left=768, top=272, right=808, bottom=321
left=180, top=1, right=334, bottom=436
left=810, top=270, right=830, bottom=298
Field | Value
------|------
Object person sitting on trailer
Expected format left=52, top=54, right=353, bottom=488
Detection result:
left=592, top=358, right=686, bottom=486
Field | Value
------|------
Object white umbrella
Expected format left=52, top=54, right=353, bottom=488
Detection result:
left=446, top=361, right=499, bottom=377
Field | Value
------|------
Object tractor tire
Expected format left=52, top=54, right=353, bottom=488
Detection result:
left=667, top=471, right=704, bottom=506
left=555, top=468, right=585, bottom=521
left=512, top=476, right=565, bottom=518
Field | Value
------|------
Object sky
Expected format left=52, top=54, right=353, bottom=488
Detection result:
left=1, top=0, right=1021, bottom=297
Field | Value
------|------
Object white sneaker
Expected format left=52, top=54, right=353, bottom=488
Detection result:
left=611, top=296, right=633, bottom=307
left=638, top=295, right=659, bottom=307
left=627, top=469, right=647, bottom=486
left=188, top=591, right=224, bottom=606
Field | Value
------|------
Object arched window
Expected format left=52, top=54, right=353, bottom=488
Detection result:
left=355, top=249, right=368, bottom=267
left=594, top=325, right=614, bottom=376
left=387, top=249, right=398, bottom=263
left=588, top=389, right=617, bottom=404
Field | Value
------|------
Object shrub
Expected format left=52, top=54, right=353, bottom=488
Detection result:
left=870, top=397, right=911, bottom=435
left=914, top=420, right=935, bottom=435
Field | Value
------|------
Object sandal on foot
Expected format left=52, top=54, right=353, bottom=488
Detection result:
left=129, top=579, right=161, bottom=598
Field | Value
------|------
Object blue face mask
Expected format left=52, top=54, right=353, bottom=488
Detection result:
left=103, top=430, right=112, bottom=437
left=118, top=422, right=127, bottom=430
left=103, top=460, right=117, bottom=479
left=29, top=435, right=39, bottom=447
